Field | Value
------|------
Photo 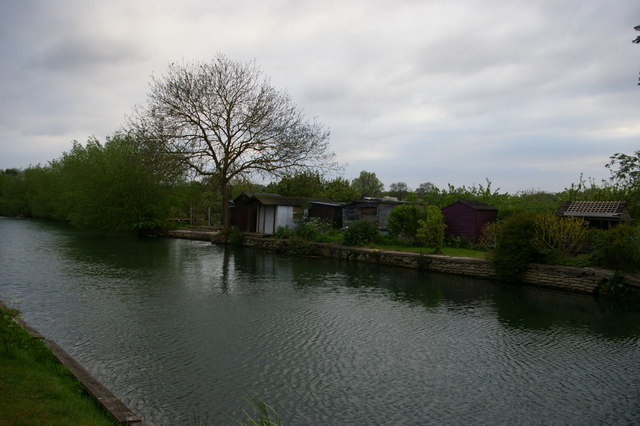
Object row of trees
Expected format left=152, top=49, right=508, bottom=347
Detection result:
left=1, top=52, right=639, bottom=233
left=0, top=134, right=194, bottom=232
left=2, top=147, right=638, bottom=232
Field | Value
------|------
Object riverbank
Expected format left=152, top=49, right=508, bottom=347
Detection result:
left=167, top=229, right=640, bottom=296
left=0, top=301, right=150, bottom=426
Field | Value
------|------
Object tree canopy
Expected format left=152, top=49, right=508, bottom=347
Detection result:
left=351, top=170, right=384, bottom=198
left=128, top=54, right=337, bottom=227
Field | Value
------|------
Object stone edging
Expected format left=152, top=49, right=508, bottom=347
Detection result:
left=166, top=230, right=638, bottom=296
left=1, top=301, right=152, bottom=426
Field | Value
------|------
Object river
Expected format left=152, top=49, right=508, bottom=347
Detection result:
left=1, top=217, right=639, bottom=425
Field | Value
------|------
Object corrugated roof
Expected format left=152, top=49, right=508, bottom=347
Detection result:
left=235, top=192, right=333, bottom=206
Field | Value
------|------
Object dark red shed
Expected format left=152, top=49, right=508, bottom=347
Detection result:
left=441, top=200, right=498, bottom=243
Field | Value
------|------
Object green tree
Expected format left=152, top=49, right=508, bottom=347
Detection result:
left=0, top=169, right=29, bottom=216
left=266, top=171, right=325, bottom=197
left=387, top=204, right=427, bottom=245
left=322, top=177, right=359, bottom=202
left=606, top=150, right=640, bottom=190
left=387, top=182, right=410, bottom=200
left=22, top=165, right=64, bottom=220
left=53, top=133, right=182, bottom=232
left=415, top=182, right=436, bottom=199
left=351, top=170, right=384, bottom=198
left=489, top=213, right=541, bottom=282
left=128, top=54, right=337, bottom=228
left=416, top=205, right=446, bottom=253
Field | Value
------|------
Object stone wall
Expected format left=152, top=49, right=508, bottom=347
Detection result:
left=172, top=230, right=633, bottom=295
left=237, top=236, right=622, bottom=294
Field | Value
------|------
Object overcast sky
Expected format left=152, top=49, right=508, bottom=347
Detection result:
left=1, top=0, right=638, bottom=193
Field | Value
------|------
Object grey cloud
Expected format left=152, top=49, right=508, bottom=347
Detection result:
left=29, top=37, right=146, bottom=73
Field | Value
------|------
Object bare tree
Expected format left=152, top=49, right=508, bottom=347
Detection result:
left=128, top=54, right=337, bottom=227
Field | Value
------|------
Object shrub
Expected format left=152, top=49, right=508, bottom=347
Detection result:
left=273, top=226, right=294, bottom=239
left=478, top=221, right=499, bottom=250
left=531, top=212, right=588, bottom=263
left=416, top=205, right=446, bottom=253
left=227, top=226, right=244, bottom=245
left=489, top=213, right=541, bottom=281
left=387, top=204, right=427, bottom=245
left=294, top=217, right=331, bottom=241
left=589, top=224, right=640, bottom=272
left=343, top=220, right=380, bottom=246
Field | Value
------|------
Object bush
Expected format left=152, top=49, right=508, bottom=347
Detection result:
left=416, top=205, right=446, bottom=253
left=589, top=224, right=640, bottom=272
left=489, top=213, right=541, bottom=281
left=478, top=221, right=499, bottom=250
left=227, top=226, right=244, bottom=245
left=273, top=226, right=294, bottom=239
left=387, top=204, right=427, bottom=245
left=343, top=220, right=380, bottom=246
left=531, top=212, right=588, bottom=263
left=294, top=217, right=331, bottom=241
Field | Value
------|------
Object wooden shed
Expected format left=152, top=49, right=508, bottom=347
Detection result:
left=441, top=200, right=498, bottom=243
left=556, top=201, right=630, bottom=229
left=231, top=193, right=333, bottom=234
left=308, top=201, right=344, bottom=229
left=342, top=197, right=405, bottom=230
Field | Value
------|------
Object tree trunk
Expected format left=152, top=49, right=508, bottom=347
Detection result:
left=220, top=179, right=231, bottom=230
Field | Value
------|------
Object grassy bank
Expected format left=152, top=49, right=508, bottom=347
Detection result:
left=0, top=305, right=116, bottom=426
left=368, top=244, right=487, bottom=259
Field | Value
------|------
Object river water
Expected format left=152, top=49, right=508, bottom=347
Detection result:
left=1, top=217, right=639, bottom=425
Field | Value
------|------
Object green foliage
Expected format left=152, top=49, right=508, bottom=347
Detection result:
left=0, top=306, right=116, bottom=425
left=387, top=182, right=410, bottom=200
left=598, top=271, right=640, bottom=298
left=343, top=219, right=380, bottom=246
left=489, top=213, right=541, bottom=281
left=265, top=173, right=359, bottom=202
left=351, top=170, right=384, bottom=198
left=416, top=205, right=446, bottom=253
left=273, top=226, right=294, bottom=239
left=294, top=217, right=331, bottom=240
left=0, top=169, right=29, bottom=216
left=266, top=171, right=325, bottom=197
left=558, top=174, right=639, bottom=220
left=478, top=221, right=499, bottom=250
left=589, top=224, right=640, bottom=272
left=0, top=133, right=186, bottom=232
left=227, top=227, right=245, bottom=245
left=236, top=393, right=282, bottom=426
left=387, top=204, right=427, bottom=245
left=607, top=150, right=640, bottom=189
left=531, top=212, right=588, bottom=263
left=322, top=177, right=360, bottom=202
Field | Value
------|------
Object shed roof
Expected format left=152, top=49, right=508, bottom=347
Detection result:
left=557, top=201, right=627, bottom=218
left=235, top=192, right=333, bottom=207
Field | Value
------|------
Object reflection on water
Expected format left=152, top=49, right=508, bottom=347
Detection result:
left=1, top=217, right=639, bottom=425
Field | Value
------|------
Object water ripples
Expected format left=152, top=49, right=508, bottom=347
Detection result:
left=2, top=219, right=640, bottom=425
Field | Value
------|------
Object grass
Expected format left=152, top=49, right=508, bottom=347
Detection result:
left=367, top=244, right=487, bottom=259
left=0, top=305, right=116, bottom=426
